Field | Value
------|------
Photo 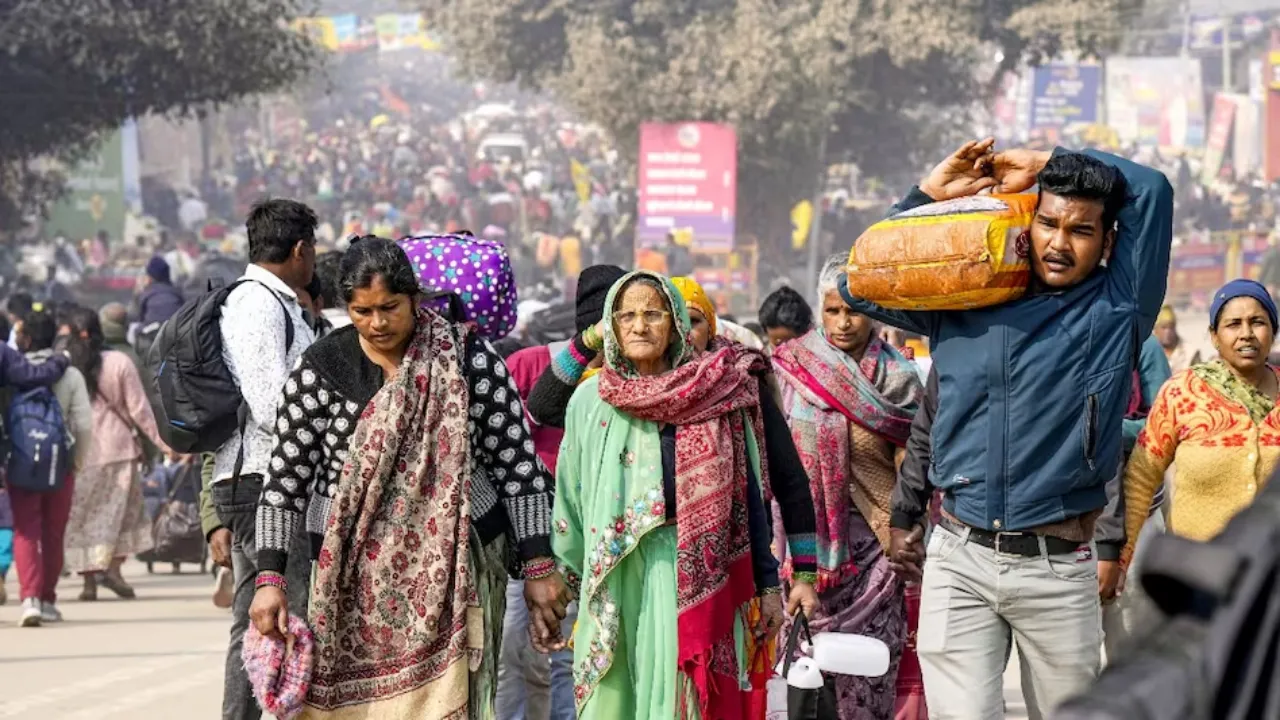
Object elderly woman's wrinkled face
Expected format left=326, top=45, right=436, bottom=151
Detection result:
left=821, top=290, right=874, bottom=356
left=613, top=281, right=673, bottom=371
left=1213, top=296, right=1275, bottom=376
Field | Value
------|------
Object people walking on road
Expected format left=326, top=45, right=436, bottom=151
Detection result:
left=1099, top=333, right=1172, bottom=661
left=8, top=308, right=94, bottom=626
left=771, top=256, right=923, bottom=720
left=1122, top=279, right=1279, bottom=577
left=1153, top=304, right=1202, bottom=374
left=551, top=270, right=815, bottom=719
left=61, top=305, right=171, bottom=602
left=866, top=140, right=1174, bottom=719
left=135, top=255, right=185, bottom=328
left=248, top=237, right=564, bottom=718
left=206, top=198, right=318, bottom=720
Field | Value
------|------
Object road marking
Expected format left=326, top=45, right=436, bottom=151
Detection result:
left=0, top=643, right=223, bottom=718
left=58, top=664, right=224, bottom=720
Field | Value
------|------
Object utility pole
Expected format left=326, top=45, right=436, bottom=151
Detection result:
left=804, top=132, right=828, bottom=292
left=1181, top=0, right=1193, bottom=57
left=1222, top=14, right=1234, bottom=92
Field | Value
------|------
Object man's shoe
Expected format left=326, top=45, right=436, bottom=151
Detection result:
left=40, top=602, right=63, bottom=623
left=18, top=598, right=42, bottom=627
left=213, top=567, right=234, bottom=609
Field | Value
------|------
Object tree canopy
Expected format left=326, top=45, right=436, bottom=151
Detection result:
left=422, top=0, right=1139, bottom=242
left=0, top=0, right=320, bottom=230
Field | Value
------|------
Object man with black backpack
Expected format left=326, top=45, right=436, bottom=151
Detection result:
left=152, top=199, right=317, bottom=720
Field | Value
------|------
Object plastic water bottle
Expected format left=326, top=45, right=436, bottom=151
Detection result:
left=785, top=656, right=825, bottom=689
left=811, top=632, right=890, bottom=678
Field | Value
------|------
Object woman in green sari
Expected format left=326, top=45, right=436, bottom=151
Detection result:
left=551, top=271, right=812, bottom=719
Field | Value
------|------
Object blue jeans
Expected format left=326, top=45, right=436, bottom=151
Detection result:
left=495, top=578, right=577, bottom=720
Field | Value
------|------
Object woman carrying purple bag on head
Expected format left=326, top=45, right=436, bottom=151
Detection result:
left=397, top=232, right=519, bottom=341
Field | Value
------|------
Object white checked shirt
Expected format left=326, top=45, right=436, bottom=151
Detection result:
left=212, top=264, right=316, bottom=484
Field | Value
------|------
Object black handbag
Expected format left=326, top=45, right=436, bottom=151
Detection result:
left=782, top=611, right=840, bottom=720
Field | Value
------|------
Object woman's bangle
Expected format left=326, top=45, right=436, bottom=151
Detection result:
left=792, top=571, right=819, bottom=586
left=582, top=324, right=603, bottom=352
left=524, top=557, right=558, bottom=580
left=255, top=571, right=288, bottom=592
left=760, top=586, right=783, bottom=596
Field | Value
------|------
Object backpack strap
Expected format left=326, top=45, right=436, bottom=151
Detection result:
left=225, top=277, right=299, bottom=483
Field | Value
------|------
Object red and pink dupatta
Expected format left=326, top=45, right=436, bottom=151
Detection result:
left=771, top=330, right=921, bottom=591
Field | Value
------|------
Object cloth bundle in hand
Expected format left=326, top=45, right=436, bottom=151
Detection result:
left=846, top=193, right=1036, bottom=310
left=242, top=615, right=315, bottom=720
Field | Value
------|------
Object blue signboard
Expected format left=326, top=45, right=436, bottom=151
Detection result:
left=1030, top=63, right=1102, bottom=130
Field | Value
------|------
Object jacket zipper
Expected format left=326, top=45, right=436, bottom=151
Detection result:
left=1084, top=394, right=1098, bottom=471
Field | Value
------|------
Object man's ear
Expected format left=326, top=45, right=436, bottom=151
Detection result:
left=1103, top=227, right=1117, bottom=264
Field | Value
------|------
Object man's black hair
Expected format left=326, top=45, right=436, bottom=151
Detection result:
left=19, top=308, right=57, bottom=351
left=314, top=252, right=345, bottom=308
left=758, top=285, right=813, bottom=335
left=1036, top=152, right=1127, bottom=231
left=7, top=292, right=33, bottom=319
left=246, top=198, right=318, bottom=265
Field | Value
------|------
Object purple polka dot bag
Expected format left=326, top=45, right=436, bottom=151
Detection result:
left=397, top=233, right=518, bottom=340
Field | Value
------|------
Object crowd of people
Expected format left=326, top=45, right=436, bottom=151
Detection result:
left=0, top=130, right=1276, bottom=720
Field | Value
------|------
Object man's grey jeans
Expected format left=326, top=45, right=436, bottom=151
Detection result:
left=495, top=578, right=577, bottom=720
left=212, top=476, right=313, bottom=720
left=917, top=522, right=1102, bottom=720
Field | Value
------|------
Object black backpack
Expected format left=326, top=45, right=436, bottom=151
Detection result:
left=146, top=279, right=294, bottom=460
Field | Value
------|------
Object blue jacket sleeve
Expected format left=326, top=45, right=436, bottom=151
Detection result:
left=1123, top=336, right=1172, bottom=454
left=0, top=345, right=67, bottom=389
left=1081, top=149, right=1175, bottom=338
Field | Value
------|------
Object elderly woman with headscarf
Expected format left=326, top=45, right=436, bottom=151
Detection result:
left=531, top=274, right=820, bottom=622
left=1122, top=279, right=1280, bottom=573
left=551, top=271, right=816, bottom=719
left=769, top=256, right=924, bottom=720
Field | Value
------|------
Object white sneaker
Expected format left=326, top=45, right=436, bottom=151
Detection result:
left=18, top=598, right=41, bottom=627
left=40, top=602, right=63, bottom=623
left=213, top=567, right=234, bottom=609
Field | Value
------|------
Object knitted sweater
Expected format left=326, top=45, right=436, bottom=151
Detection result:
left=255, top=325, right=554, bottom=576
left=1122, top=367, right=1280, bottom=567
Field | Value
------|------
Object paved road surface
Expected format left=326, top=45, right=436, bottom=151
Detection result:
left=0, top=561, right=1033, bottom=719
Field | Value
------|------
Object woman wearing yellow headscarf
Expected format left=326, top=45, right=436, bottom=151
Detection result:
left=1153, top=304, right=1202, bottom=374
left=670, top=276, right=717, bottom=352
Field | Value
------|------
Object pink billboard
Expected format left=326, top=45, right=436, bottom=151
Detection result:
left=637, top=122, right=737, bottom=252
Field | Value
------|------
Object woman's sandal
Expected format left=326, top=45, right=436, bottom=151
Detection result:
left=100, top=573, right=136, bottom=600
left=79, top=574, right=98, bottom=602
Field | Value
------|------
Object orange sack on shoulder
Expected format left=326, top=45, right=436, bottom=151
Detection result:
left=845, top=193, right=1036, bottom=310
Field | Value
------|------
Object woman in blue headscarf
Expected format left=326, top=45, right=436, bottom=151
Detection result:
left=1122, top=278, right=1280, bottom=572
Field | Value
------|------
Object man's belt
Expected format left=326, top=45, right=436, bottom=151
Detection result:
left=938, top=516, right=1084, bottom=557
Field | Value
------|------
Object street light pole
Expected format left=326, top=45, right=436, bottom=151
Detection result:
left=804, top=132, right=828, bottom=292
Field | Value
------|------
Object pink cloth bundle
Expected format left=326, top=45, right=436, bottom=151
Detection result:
left=242, top=614, right=314, bottom=720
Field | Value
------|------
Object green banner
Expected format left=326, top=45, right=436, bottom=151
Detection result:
left=46, top=130, right=126, bottom=242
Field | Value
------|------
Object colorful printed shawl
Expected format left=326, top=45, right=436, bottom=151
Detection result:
left=306, top=308, right=479, bottom=717
left=597, top=271, right=767, bottom=719
left=771, top=330, right=922, bottom=591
